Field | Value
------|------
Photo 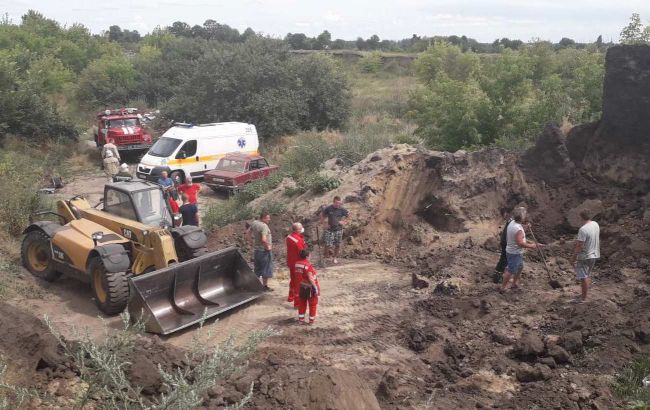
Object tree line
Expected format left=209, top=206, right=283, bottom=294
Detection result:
left=0, top=11, right=350, bottom=143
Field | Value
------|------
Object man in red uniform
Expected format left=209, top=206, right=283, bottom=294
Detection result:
left=295, top=249, right=320, bottom=325
left=286, top=222, right=306, bottom=307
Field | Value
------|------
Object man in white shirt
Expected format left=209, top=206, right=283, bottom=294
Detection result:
left=500, top=207, right=540, bottom=292
left=571, top=209, right=600, bottom=302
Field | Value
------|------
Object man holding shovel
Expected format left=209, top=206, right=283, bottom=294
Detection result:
left=500, top=207, right=540, bottom=292
left=571, top=210, right=600, bottom=302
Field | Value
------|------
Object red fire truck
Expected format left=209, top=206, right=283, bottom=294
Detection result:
left=94, top=108, right=153, bottom=153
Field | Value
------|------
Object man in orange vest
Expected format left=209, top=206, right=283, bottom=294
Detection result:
left=286, top=222, right=306, bottom=307
left=295, top=249, right=320, bottom=325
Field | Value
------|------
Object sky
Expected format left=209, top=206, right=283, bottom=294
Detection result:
left=3, top=0, right=650, bottom=43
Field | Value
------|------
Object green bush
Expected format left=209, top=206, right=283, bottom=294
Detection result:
left=307, top=174, right=340, bottom=194
left=258, top=200, right=287, bottom=216
left=202, top=200, right=254, bottom=231
left=0, top=149, right=56, bottom=236
left=0, top=313, right=275, bottom=409
left=614, top=356, right=650, bottom=408
left=289, top=174, right=340, bottom=195
left=77, top=54, right=137, bottom=106
left=357, top=52, right=383, bottom=73
left=236, top=173, right=283, bottom=204
left=408, top=41, right=605, bottom=151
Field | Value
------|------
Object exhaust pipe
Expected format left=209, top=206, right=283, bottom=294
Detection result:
left=128, top=246, right=265, bottom=335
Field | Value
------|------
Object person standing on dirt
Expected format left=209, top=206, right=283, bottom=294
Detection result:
left=295, top=249, right=320, bottom=325
left=500, top=207, right=539, bottom=292
left=179, top=193, right=198, bottom=227
left=321, top=196, right=349, bottom=264
left=248, top=212, right=274, bottom=291
left=286, top=222, right=306, bottom=307
left=101, top=138, right=121, bottom=162
left=158, top=171, right=178, bottom=201
left=571, top=210, right=600, bottom=302
left=178, top=176, right=202, bottom=224
left=178, top=176, right=201, bottom=205
left=102, top=150, right=119, bottom=182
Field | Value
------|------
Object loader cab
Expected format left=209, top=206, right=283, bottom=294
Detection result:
left=103, top=182, right=174, bottom=228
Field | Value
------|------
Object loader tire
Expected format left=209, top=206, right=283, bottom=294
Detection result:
left=21, top=230, right=62, bottom=282
left=89, top=257, right=129, bottom=316
left=177, top=244, right=208, bottom=262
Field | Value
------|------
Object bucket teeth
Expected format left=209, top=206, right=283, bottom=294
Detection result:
left=128, top=246, right=265, bottom=335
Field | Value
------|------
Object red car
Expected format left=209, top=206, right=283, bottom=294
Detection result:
left=204, top=153, right=279, bottom=193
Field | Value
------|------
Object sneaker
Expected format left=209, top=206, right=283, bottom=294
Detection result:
left=264, top=286, right=274, bottom=292
left=333, top=258, right=338, bottom=264
left=308, top=320, right=315, bottom=325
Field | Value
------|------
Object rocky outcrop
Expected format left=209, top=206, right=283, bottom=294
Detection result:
left=567, top=45, right=650, bottom=184
left=601, top=44, right=650, bottom=144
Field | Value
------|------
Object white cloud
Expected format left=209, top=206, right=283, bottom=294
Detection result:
left=3, top=0, right=650, bottom=42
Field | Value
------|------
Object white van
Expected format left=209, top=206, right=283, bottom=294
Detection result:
left=136, top=122, right=259, bottom=182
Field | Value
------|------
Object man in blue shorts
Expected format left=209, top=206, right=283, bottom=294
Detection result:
left=571, top=209, right=600, bottom=302
left=320, top=196, right=349, bottom=264
left=500, top=207, right=540, bottom=292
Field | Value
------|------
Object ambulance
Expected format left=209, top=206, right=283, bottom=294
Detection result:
left=136, top=122, right=259, bottom=182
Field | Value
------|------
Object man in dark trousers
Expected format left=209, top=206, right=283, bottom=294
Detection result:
left=494, top=215, right=513, bottom=283
left=179, top=193, right=198, bottom=226
left=320, top=196, right=349, bottom=264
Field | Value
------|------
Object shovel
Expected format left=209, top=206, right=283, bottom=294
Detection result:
left=527, top=225, right=562, bottom=289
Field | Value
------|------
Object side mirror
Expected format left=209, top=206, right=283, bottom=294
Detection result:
left=91, top=231, right=104, bottom=246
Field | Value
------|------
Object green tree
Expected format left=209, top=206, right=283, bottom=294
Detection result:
left=367, top=34, right=380, bottom=50
left=292, top=53, right=351, bottom=130
left=77, top=54, right=136, bottom=106
left=415, top=41, right=479, bottom=82
left=620, top=13, right=650, bottom=44
left=409, top=74, right=493, bottom=150
left=357, top=52, right=383, bottom=73
left=558, top=37, right=576, bottom=48
left=162, top=37, right=350, bottom=138
left=315, top=30, right=331, bottom=49
left=409, top=41, right=604, bottom=151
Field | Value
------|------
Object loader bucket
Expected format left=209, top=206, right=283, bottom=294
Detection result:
left=128, top=246, right=265, bottom=335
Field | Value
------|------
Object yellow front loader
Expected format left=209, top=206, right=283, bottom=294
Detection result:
left=22, top=181, right=265, bottom=334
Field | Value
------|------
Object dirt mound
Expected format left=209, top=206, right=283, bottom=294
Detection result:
left=126, top=335, right=187, bottom=395
left=243, top=145, right=533, bottom=269
left=206, top=348, right=381, bottom=409
left=0, top=303, right=65, bottom=386
left=520, top=122, right=574, bottom=184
